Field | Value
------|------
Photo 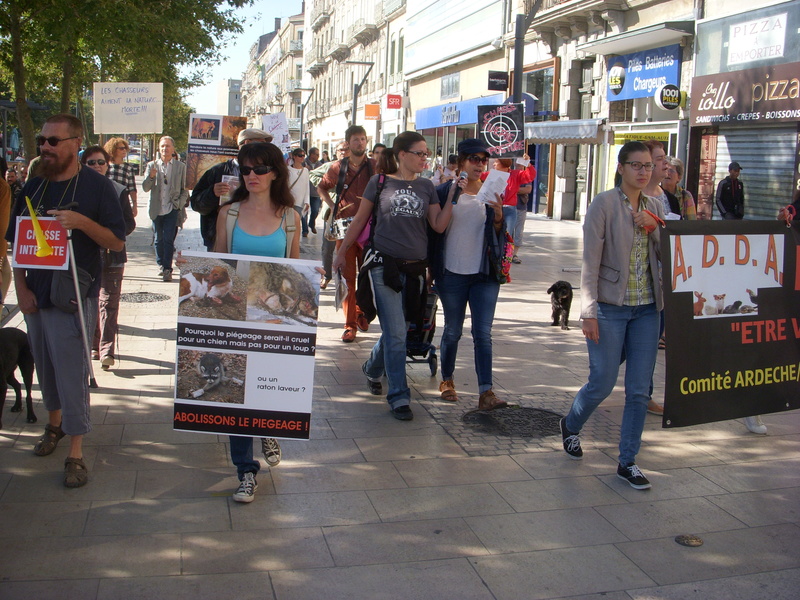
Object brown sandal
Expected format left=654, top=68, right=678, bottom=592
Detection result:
left=438, top=380, right=458, bottom=402
left=64, top=457, right=88, bottom=488
left=33, top=424, right=65, bottom=456
left=478, top=389, right=508, bottom=411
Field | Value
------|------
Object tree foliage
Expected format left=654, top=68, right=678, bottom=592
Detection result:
left=0, top=0, right=251, bottom=159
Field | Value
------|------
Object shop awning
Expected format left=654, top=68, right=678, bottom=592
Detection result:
left=525, top=119, right=604, bottom=145
left=577, top=22, right=694, bottom=56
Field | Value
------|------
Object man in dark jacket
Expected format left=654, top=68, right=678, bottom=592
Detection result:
left=189, top=128, right=273, bottom=250
left=716, top=161, right=745, bottom=220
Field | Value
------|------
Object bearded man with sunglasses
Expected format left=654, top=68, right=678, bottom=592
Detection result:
left=190, top=128, right=274, bottom=251
left=143, top=136, right=188, bottom=282
left=6, top=114, right=126, bottom=488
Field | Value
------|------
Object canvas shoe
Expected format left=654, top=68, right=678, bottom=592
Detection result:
left=744, top=415, right=767, bottom=434
left=261, top=438, right=282, bottom=466
left=232, top=472, right=258, bottom=503
left=617, top=463, right=652, bottom=490
left=559, top=417, right=583, bottom=460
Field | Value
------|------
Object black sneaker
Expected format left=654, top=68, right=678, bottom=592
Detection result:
left=363, top=362, right=382, bottom=395
left=261, top=438, right=281, bottom=466
left=617, top=463, right=651, bottom=490
left=391, top=405, right=414, bottom=421
left=559, top=417, right=583, bottom=460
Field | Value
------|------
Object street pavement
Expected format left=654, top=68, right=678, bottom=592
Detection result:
left=1, top=180, right=798, bottom=600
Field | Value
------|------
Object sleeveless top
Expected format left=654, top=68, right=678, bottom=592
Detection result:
left=231, top=215, right=287, bottom=257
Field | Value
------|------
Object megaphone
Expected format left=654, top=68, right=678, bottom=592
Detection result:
left=24, top=196, right=54, bottom=258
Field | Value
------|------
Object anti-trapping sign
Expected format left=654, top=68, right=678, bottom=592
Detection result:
left=478, top=103, right=524, bottom=157
left=92, top=82, right=164, bottom=134
left=12, top=217, right=70, bottom=270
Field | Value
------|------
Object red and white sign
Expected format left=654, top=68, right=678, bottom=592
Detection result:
left=386, top=94, right=402, bottom=110
left=12, top=217, right=70, bottom=270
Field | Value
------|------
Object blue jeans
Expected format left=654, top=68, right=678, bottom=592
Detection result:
left=502, top=206, right=517, bottom=243
left=438, top=270, right=500, bottom=393
left=304, top=196, right=321, bottom=234
left=153, top=208, right=179, bottom=272
left=363, top=266, right=410, bottom=409
left=229, top=435, right=259, bottom=480
left=565, top=302, right=659, bottom=466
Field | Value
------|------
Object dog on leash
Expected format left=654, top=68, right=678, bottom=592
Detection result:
left=0, top=327, right=36, bottom=429
left=547, top=281, right=574, bottom=330
left=179, top=265, right=238, bottom=305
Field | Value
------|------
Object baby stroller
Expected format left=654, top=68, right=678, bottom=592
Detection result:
left=406, top=292, right=438, bottom=376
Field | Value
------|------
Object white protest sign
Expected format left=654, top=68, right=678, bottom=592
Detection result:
left=262, top=113, right=291, bottom=153
left=92, top=82, right=164, bottom=134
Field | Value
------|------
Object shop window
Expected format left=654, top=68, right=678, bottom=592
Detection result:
left=441, top=72, right=460, bottom=101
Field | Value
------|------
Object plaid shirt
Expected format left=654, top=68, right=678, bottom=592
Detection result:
left=107, top=162, right=137, bottom=195
left=619, top=188, right=655, bottom=306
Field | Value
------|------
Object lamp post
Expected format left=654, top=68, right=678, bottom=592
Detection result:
left=345, top=60, right=374, bottom=127
left=297, top=87, right=315, bottom=151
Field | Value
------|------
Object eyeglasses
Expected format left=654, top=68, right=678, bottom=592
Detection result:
left=406, top=150, right=431, bottom=159
left=467, top=154, right=489, bottom=164
left=624, top=161, right=656, bottom=172
left=36, top=135, right=79, bottom=147
left=295, top=154, right=306, bottom=158
left=240, top=165, right=274, bottom=176
left=86, top=159, right=107, bottom=166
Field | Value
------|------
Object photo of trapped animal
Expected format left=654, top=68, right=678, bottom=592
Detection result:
left=547, top=280, right=573, bottom=330
left=176, top=349, right=246, bottom=404
left=177, top=257, right=246, bottom=321
left=247, top=262, right=320, bottom=327
left=190, top=117, right=221, bottom=142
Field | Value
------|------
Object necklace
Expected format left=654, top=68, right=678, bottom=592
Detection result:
left=30, top=165, right=81, bottom=215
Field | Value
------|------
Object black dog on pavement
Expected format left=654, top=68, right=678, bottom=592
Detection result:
left=0, top=327, right=36, bottom=429
left=547, top=281, right=573, bottom=330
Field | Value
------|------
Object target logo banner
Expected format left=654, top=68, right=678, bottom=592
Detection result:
left=478, top=103, right=525, bottom=157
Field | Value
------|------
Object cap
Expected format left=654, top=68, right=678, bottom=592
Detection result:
left=457, top=138, right=490, bottom=155
left=728, top=161, right=742, bottom=171
left=238, top=128, right=274, bottom=145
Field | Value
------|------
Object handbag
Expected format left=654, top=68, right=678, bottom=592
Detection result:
left=488, top=227, right=514, bottom=285
left=50, top=267, right=93, bottom=313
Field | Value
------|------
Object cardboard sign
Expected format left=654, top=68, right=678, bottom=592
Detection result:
left=661, top=220, right=800, bottom=427
left=92, top=82, right=164, bottom=134
left=478, top=103, right=525, bottom=157
left=12, top=217, right=70, bottom=270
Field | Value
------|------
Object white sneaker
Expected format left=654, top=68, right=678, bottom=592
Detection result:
left=232, top=472, right=257, bottom=502
left=744, top=415, right=767, bottom=435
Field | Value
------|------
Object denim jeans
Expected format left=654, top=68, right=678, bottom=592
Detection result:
left=363, top=266, right=410, bottom=408
left=308, top=196, right=321, bottom=232
left=153, top=208, right=179, bottom=272
left=514, top=207, right=527, bottom=248
left=229, top=435, right=260, bottom=480
left=502, top=206, right=517, bottom=243
left=565, top=302, right=659, bottom=466
left=438, top=270, right=500, bottom=393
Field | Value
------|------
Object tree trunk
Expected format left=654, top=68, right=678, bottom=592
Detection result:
left=60, top=48, right=74, bottom=114
left=8, top=4, right=36, bottom=162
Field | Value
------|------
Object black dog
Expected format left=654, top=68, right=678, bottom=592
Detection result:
left=547, top=281, right=573, bottom=330
left=0, top=327, right=36, bottom=429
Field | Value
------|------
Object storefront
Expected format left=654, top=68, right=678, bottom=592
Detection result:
left=688, top=1, right=800, bottom=219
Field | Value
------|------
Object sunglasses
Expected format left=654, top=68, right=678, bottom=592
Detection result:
left=241, top=165, right=274, bottom=176
left=36, top=135, right=79, bottom=147
left=467, top=154, right=489, bottom=164
left=86, top=159, right=107, bottom=166
left=295, top=154, right=306, bottom=158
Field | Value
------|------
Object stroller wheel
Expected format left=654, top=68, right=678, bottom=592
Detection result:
left=429, top=353, right=438, bottom=377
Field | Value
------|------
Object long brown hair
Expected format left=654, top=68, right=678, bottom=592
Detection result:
left=229, top=142, right=293, bottom=209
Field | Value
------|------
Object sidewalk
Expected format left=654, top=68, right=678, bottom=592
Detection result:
left=1, top=184, right=798, bottom=600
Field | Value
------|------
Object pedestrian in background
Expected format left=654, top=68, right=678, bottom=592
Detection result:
left=288, top=148, right=310, bottom=236
left=716, top=161, right=745, bottom=219
left=304, top=147, right=323, bottom=234
left=104, top=137, right=139, bottom=218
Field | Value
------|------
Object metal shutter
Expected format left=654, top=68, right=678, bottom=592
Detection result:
left=714, top=125, right=796, bottom=220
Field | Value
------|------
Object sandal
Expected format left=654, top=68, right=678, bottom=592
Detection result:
left=320, top=277, right=331, bottom=290
left=64, top=457, right=88, bottom=488
left=438, top=380, right=458, bottom=402
left=34, top=424, right=65, bottom=456
left=261, top=438, right=282, bottom=467
left=478, top=389, right=508, bottom=411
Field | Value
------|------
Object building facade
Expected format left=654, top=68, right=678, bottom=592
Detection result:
left=216, top=79, right=242, bottom=116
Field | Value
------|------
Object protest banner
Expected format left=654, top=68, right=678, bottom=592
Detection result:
left=185, top=114, right=248, bottom=189
left=262, top=113, right=291, bottom=153
left=92, top=82, right=163, bottom=134
left=661, top=220, right=800, bottom=427
left=477, top=103, right=525, bottom=157
left=173, top=252, right=321, bottom=439
left=12, top=217, right=70, bottom=270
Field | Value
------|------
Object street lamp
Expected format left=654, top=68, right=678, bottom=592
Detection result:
left=345, top=60, right=374, bottom=127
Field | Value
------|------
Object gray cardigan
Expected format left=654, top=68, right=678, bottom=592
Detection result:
left=143, top=158, right=189, bottom=221
left=580, top=188, right=664, bottom=320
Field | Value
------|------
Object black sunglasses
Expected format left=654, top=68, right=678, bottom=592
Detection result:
left=86, top=159, right=107, bottom=166
left=36, top=135, right=79, bottom=147
left=467, top=154, right=489, bottom=164
left=241, top=165, right=274, bottom=176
